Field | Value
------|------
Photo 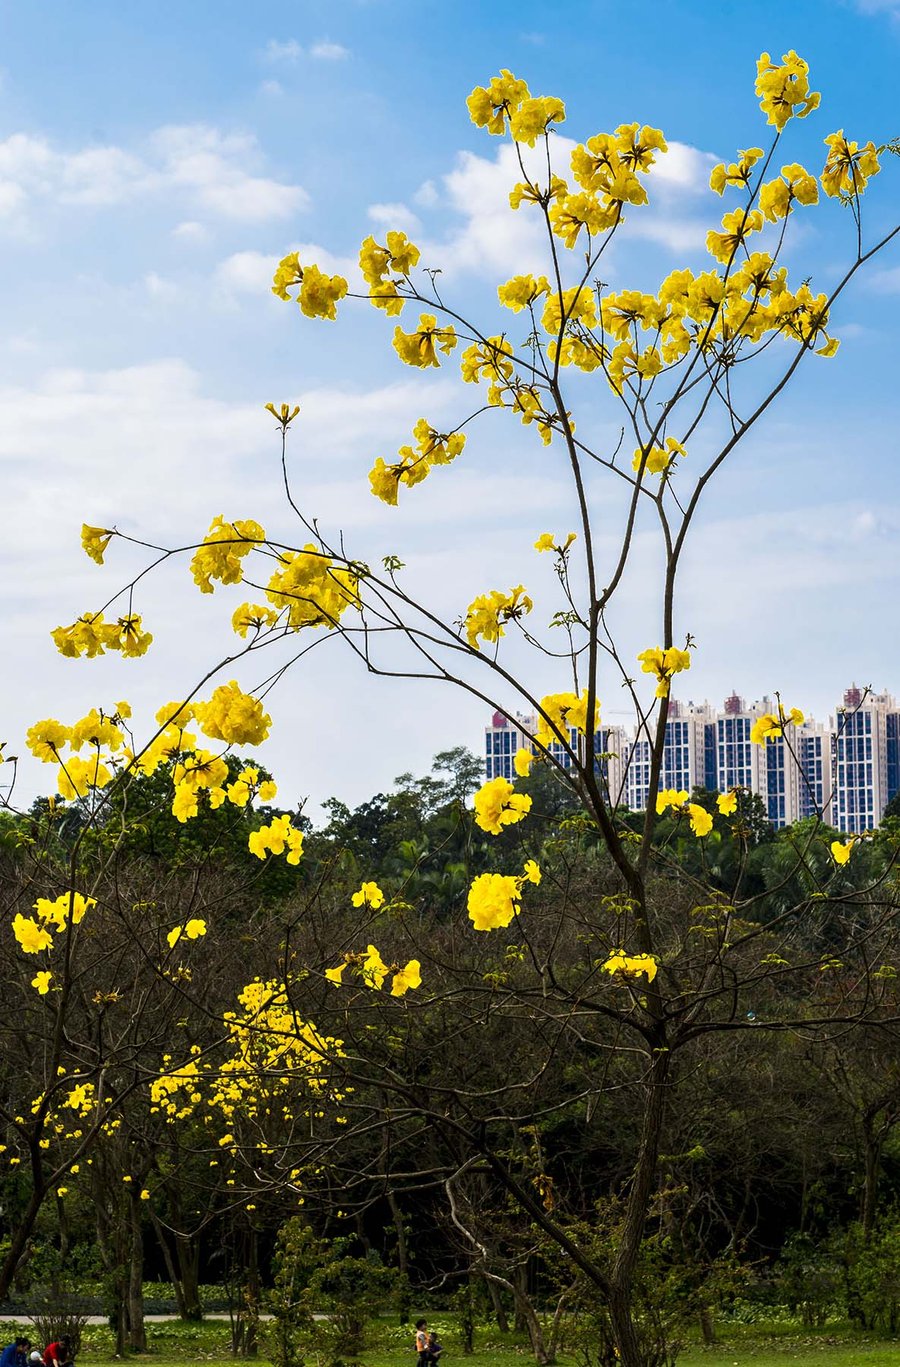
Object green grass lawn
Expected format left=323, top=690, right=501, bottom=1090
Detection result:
left=5, top=1316, right=900, bottom=1367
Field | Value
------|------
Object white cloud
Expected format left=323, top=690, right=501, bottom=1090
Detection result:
left=260, top=79, right=285, bottom=98
left=310, top=41, right=350, bottom=60
left=172, top=220, right=210, bottom=243
left=870, top=265, right=900, bottom=293
left=368, top=201, right=422, bottom=234
left=414, top=179, right=439, bottom=209
left=0, top=124, right=308, bottom=226
left=264, top=38, right=304, bottom=62
left=143, top=271, right=177, bottom=299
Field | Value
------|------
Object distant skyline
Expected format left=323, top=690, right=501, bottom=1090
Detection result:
left=1, top=0, right=899, bottom=819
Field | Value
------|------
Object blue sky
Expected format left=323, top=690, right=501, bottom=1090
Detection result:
left=1, top=0, right=899, bottom=815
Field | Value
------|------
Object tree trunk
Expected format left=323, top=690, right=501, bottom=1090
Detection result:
left=0, top=1181, right=46, bottom=1298
left=861, top=1111, right=881, bottom=1242
left=485, top=1277, right=510, bottom=1333
left=511, top=1285, right=551, bottom=1367
left=607, top=1038, right=672, bottom=1367
left=147, top=1207, right=188, bottom=1319
left=699, top=1304, right=717, bottom=1345
left=126, top=1190, right=147, bottom=1352
left=176, top=1233, right=204, bottom=1320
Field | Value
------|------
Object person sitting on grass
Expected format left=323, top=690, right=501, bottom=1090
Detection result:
left=0, top=1338, right=30, bottom=1367
left=43, top=1338, right=74, bottom=1367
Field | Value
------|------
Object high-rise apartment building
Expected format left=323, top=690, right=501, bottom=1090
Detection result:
left=485, top=683, right=900, bottom=830
left=833, top=686, right=899, bottom=833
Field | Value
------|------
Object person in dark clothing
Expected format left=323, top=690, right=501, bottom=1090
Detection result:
left=427, top=1331, right=444, bottom=1364
left=0, top=1339, right=30, bottom=1367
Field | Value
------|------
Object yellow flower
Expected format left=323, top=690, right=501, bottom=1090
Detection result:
left=392, top=314, right=457, bottom=368
left=534, top=531, right=577, bottom=554
left=140, top=1189, right=151, bottom=1200
left=272, top=253, right=348, bottom=319
left=248, top=814, right=305, bottom=864
left=351, top=882, right=385, bottom=909
left=602, top=951, right=658, bottom=983
left=632, top=438, right=687, bottom=477
left=194, top=681, right=271, bottom=746
left=717, top=790, right=738, bottom=816
left=190, top=516, right=265, bottom=594
left=232, top=602, right=280, bottom=638
left=473, top=776, right=532, bottom=835
left=464, top=586, right=533, bottom=650
left=171, top=782, right=199, bottom=824
left=706, top=209, right=764, bottom=264
left=467, top=70, right=531, bottom=135
left=167, top=919, right=207, bottom=949
left=57, top=1187, right=68, bottom=1197
left=688, top=804, right=713, bottom=837
left=498, top=274, right=551, bottom=312
left=758, top=163, right=819, bottom=221
left=535, top=690, right=600, bottom=749
left=522, top=859, right=541, bottom=885
left=821, top=130, right=881, bottom=199
left=755, top=51, right=820, bottom=131
left=325, top=962, right=346, bottom=985
left=831, top=838, right=855, bottom=865
left=637, top=646, right=692, bottom=698
left=12, top=914, right=54, bottom=954
left=81, top=524, right=113, bottom=564
left=656, top=789, right=689, bottom=816
left=509, top=94, right=566, bottom=147
left=709, top=148, right=764, bottom=194
left=467, top=873, right=523, bottom=931
left=750, top=706, right=804, bottom=745
left=26, top=719, right=70, bottom=763
left=362, top=944, right=389, bottom=989
left=31, top=971, right=53, bottom=995
left=390, top=960, right=422, bottom=997
left=514, top=748, right=534, bottom=778
left=34, top=892, right=94, bottom=929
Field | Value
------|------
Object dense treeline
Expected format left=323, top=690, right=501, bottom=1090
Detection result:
left=2, top=750, right=900, bottom=1362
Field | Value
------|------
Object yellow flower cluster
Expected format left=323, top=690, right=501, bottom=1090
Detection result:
left=393, top=313, right=458, bottom=369
left=166, top=918, right=207, bottom=949
left=821, top=131, right=881, bottom=199
left=467, top=71, right=564, bottom=146
left=27, top=707, right=129, bottom=799
left=52, top=611, right=153, bottom=660
left=272, top=252, right=348, bottom=320
left=473, top=776, right=532, bottom=836
left=498, top=274, right=551, bottom=313
left=750, top=705, right=804, bottom=745
left=464, top=585, right=533, bottom=650
left=638, top=646, right=692, bottom=698
left=758, top=164, right=819, bottom=221
left=831, top=838, right=856, bottom=866
left=12, top=891, right=95, bottom=955
left=601, top=951, right=659, bottom=982
left=264, top=545, right=359, bottom=630
left=535, top=690, right=600, bottom=750
left=81, top=523, right=114, bottom=564
left=717, top=790, right=738, bottom=816
left=467, top=860, right=541, bottom=931
left=632, top=438, right=687, bottom=477
left=369, top=418, right=466, bottom=505
left=755, top=51, right=820, bottom=130
left=194, top=680, right=271, bottom=747
left=325, top=946, right=422, bottom=997
left=190, top=515, right=266, bottom=593
left=351, top=882, right=384, bottom=909
left=359, top=231, right=420, bottom=315
left=248, top=814, right=305, bottom=865
left=534, top=531, right=577, bottom=554
left=655, top=790, right=713, bottom=837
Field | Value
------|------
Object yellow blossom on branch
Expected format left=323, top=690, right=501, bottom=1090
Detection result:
left=248, top=814, right=304, bottom=865
left=750, top=705, right=804, bottom=745
left=464, top=586, right=533, bottom=650
left=194, top=681, right=271, bottom=746
left=821, top=130, right=881, bottom=199
left=190, top=516, right=265, bottom=594
left=602, top=951, right=659, bottom=982
left=535, top=690, right=600, bottom=749
left=637, top=646, right=692, bottom=698
left=167, top=919, right=207, bottom=949
left=514, top=748, right=535, bottom=777
left=13, top=915, right=54, bottom=953
left=755, top=51, right=820, bottom=131
left=31, top=971, right=53, bottom=995
left=390, top=960, right=422, bottom=997
left=473, top=776, right=532, bottom=835
left=717, top=790, right=738, bottom=816
left=467, top=860, right=541, bottom=932
left=351, top=882, right=385, bottom=909
left=831, top=838, right=856, bottom=866
left=393, top=314, right=458, bottom=369
left=81, top=524, right=114, bottom=564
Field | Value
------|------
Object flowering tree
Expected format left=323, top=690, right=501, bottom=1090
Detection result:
left=6, top=50, right=900, bottom=1367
